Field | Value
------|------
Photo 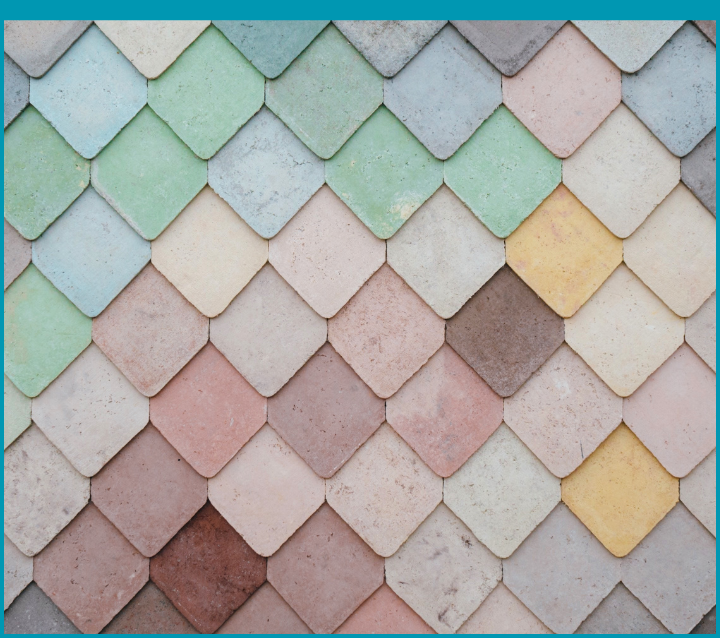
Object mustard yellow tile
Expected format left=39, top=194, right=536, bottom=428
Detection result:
left=562, top=424, right=678, bottom=557
left=506, top=184, right=623, bottom=317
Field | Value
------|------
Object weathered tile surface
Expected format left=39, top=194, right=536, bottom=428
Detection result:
left=4, top=376, right=30, bottom=450
left=693, top=608, right=717, bottom=634
left=4, top=536, right=32, bottom=610
left=681, top=450, right=716, bottom=536
left=4, top=220, right=30, bottom=291
left=686, top=292, right=716, bottom=370
left=682, top=129, right=716, bottom=215
left=4, top=54, right=28, bottom=128
left=694, top=20, right=716, bottom=42
left=4, top=583, right=80, bottom=634
left=218, top=583, right=311, bottom=634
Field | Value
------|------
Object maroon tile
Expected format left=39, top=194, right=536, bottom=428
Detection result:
left=218, top=583, right=311, bottom=634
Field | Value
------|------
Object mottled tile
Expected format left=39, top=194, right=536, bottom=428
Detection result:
left=682, top=129, right=716, bottom=215
left=4, top=536, right=32, bottom=610
left=218, top=583, right=311, bottom=634
left=4, top=583, right=80, bottom=634
left=267, top=504, right=384, bottom=634
left=4, top=220, right=30, bottom=290
left=4, top=54, right=28, bottom=128
left=686, top=293, right=716, bottom=370
left=681, top=450, right=716, bottom=536
left=576, top=583, right=669, bottom=634
left=694, top=20, right=716, bottom=43
left=266, top=24, right=383, bottom=158
left=4, top=376, right=30, bottom=449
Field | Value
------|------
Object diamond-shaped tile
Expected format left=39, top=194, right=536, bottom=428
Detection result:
left=4, top=582, right=80, bottom=634
left=686, top=293, right=716, bottom=370
left=32, top=188, right=150, bottom=317
left=386, top=503, right=501, bottom=633
left=150, top=503, right=266, bottom=633
left=682, top=129, right=716, bottom=215
left=504, top=503, right=621, bottom=634
left=384, top=24, right=501, bottom=159
left=91, top=106, right=207, bottom=240
left=30, top=25, right=146, bottom=159
left=681, top=450, right=716, bottom=536
left=267, top=504, right=384, bottom=634
left=95, top=21, right=210, bottom=79
left=152, top=187, right=267, bottom=318
left=334, top=21, right=446, bottom=77
left=4, top=375, right=30, bottom=450
left=564, top=103, right=681, bottom=238
left=209, top=425, right=324, bottom=556
left=149, top=25, right=263, bottom=159
left=694, top=20, right=716, bottom=43
left=33, top=504, right=148, bottom=634
left=326, top=106, right=444, bottom=239
left=506, top=185, right=623, bottom=318
left=210, top=265, right=326, bottom=397
left=31, top=343, right=148, bottom=477
left=622, top=23, right=716, bottom=157
left=387, top=185, right=505, bottom=319
left=266, top=24, right=383, bottom=158
left=503, top=23, right=621, bottom=158
left=4, top=20, right=91, bottom=77
left=623, top=504, right=715, bottom=634
left=386, top=344, right=503, bottom=477
left=446, top=266, right=565, bottom=397
left=4, top=54, right=28, bottom=128
left=445, top=424, right=561, bottom=558
left=451, top=21, right=565, bottom=76
left=4, top=264, right=91, bottom=398
left=4, top=220, right=30, bottom=290
left=562, top=425, right=679, bottom=556
left=151, top=343, right=267, bottom=478
left=4, top=536, right=32, bottom=610
left=444, top=106, right=561, bottom=239
left=624, top=183, right=715, bottom=317
left=268, top=343, right=384, bottom=478
left=213, top=20, right=329, bottom=78
left=92, top=265, right=208, bottom=397
left=624, top=344, right=715, bottom=478
left=208, top=108, right=325, bottom=239
left=92, top=425, right=206, bottom=557
left=4, top=106, right=89, bottom=240
left=329, top=264, right=445, bottom=398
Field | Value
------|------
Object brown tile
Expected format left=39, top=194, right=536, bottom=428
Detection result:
left=267, top=503, right=384, bottom=634
left=92, top=425, right=207, bottom=557
left=33, top=504, right=149, bottom=634
left=446, top=266, right=564, bottom=397
left=150, top=503, right=266, bottom=633
left=150, top=343, right=267, bottom=477
left=268, top=342, right=385, bottom=478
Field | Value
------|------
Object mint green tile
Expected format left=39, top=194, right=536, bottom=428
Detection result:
left=444, top=106, right=561, bottom=238
left=149, top=26, right=264, bottom=160
left=266, top=24, right=383, bottom=159
left=4, top=106, right=89, bottom=240
left=326, top=106, right=443, bottom=239
left=4, top=375, right=31, bottom=449
left=4, top=265, right=91, bottom=398
left=91, top=106, right=207, bottom=240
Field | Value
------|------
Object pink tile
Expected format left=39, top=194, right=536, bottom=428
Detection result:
left=218, top=583, right=311, bottom=634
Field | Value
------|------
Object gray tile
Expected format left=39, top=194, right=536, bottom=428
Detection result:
left=576, top=584, right=669, bottom=634
left=4, top=583, right=80, bottom=634
left=4, top=54, right=28, bottom=128
left=692, top=607, right=717, bottom=634
left=682, top=129, right=716, bottom=214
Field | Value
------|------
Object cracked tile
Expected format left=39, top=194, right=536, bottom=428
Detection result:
left=3, top=583, right=80, bottom=634
left=4, top=536, right=32, bottom=611
left=4, top=220, right=30, bottom=291
left=681, top=450, right=715, bottom=535
left=4, top=54, right=28, bottom=128
left=686, top=293, right=716, bottom=370
left=576, top=583, right=669, bottom=634
left=4, top=376, right=30, bottom=450
left=682, top=129, right=716, bottom=215
left=218, top=583, right=311, bottom=634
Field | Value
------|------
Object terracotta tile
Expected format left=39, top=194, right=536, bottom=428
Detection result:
left=681, top=450, right=716, bottom=536
left=217, top=582, right=311, bottom=634
left=565, top=264, right=685, bottom=397
left=386, top=344, right=503, bottom=477
left=152, top=186, right=268, bottom=318
left=4, top=54, right=28, bottom=128
left=444, top=424, right=560, bottom=558
left=387, top=185, right=505, bottom=319
left=445, top=266, right=564, bottom=397
left=686, top=293, right=716, bottom=371
left=150, top=503, right=266, bottom=633
left=92, top=265, right=208, bottom=397
left=504, top=344, right=622, bottom=477
left=384, top=24, right=501, bottom=159
left=4, top=375, right=30, bottom=450
left=4, top=219, right=30, bottom=290
left=3, top=583, right=80, bottom=634
left=269, top=185, right=386, bottom=318
left=624, top=183, right=715, bottom=317
left=92, top=425, right=207, bottom=557
left=694, top=20, right=716, bottom=43
left=503, top=504, right=621, bottom=634
left=32, top=343, right=149, bottom=476
left=682, top=129, right=716, bottom=216
left=451, top=21, right=565, bottom=76
left=563, top=103, right=680, bottom=238
left=101, top=582, right=197, bottom=634
left=328, top=265, right=445, bottom=398
left=623, top=504, right=716, bottom=634
left=34, top=504, right=149, bottom=634
left=624, top=344, right=715, bottom=477
left=267, top=504, right=384, bottom=634
left=208, top=425, right=325, bottom=556
left=693, top=608, right=717, bottom=634
left=386, top=503, right=501, bottom=633
left=506, top=184, right=623, bottom=318
left=4, top=536, right=32, bottom=610
left=503, top=23, right=621, bottom=157
left=576, top=583, right=669, bottom=634
left=210, top=265, right=326, bottom=397
left=150, top=343, right=267, bottom=478
left=4, top=425, right=89, bottom=556
left=327, top=424, right=442, bottom=556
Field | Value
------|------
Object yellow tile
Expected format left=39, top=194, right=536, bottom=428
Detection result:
left=562, top=424, right=678, bottom=557
left=506, top=184, right=623, bottom=317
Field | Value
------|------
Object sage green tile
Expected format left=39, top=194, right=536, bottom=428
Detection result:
left=4, top=106, right=89, bottom=240
left=4, top=375, right=30, bottom=449
left=4, top=264, right=91, bottom=398
left=444, top=106, right=561, bottom=238
left=326, top=106, right=443, bottom=239
left=91, top=106, right=207, bottom=240
left=149, top=26, right=264, bottom=160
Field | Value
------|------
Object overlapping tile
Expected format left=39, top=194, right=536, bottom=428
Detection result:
left=4, top=54, right=28, bottom=128
left=682, top=129, right=716, bottom=215
left=681, top=450, right=716, bottom=536
left=4, top=376, right=30, bottom=449
left=3, top=583, right=80, bottom=634
left=4, top=220, right=30, bottom=290
left=686, top=293, right=716, bottom=370
left=694, top=20, right=716, bottom=43
left=693, top=608, right=717, bottom=634
left=4, top=536, right=32, bottom=610
left=218, top=583, right=311, bottom=634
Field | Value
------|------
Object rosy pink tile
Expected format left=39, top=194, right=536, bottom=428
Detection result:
left=218, top=583, right=311, bottom=634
